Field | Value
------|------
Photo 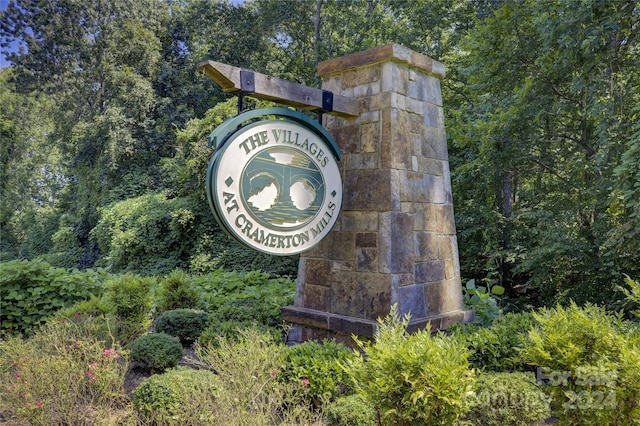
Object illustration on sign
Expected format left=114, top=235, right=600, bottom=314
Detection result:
left=206, top=108, right=343, bottom=255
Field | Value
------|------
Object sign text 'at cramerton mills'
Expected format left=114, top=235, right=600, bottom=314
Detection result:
left=206, top=108, right=343, bottom=256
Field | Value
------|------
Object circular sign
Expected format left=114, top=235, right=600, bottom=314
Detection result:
left=206, top=109, right=343, bottom=255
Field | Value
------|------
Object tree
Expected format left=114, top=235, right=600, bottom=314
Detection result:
left=449, top=0, right=640, bottom=306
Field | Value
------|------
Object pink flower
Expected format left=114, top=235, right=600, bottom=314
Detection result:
left=35, top=401, right=42, bottom=408
left=271, top=371, right=277, bottom=377
left=88, top=362, right=97, bottom=370
left=85, top=371, right=97, bottom=382
left=15, top=374, right=21, bottom=379
left=302, top=378, right=310, bottom=385
left=103, top=348, right=119, bottom=359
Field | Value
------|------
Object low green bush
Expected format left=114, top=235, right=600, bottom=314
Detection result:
left=129, top=333, right=183, bottom=372
left=156, top=269, right=201, bottom=311
left=132, top=367, right=220, bottom=425
left=521, top=302, right=640, bottom=425
left=0, top=259, right=107, bottom=335
left=465, top=372, right=551, bottom=426
left=105, top=274, right=155, bottom=344
left=154, top=309, right=209, bottom=346
left=451, top=311, right=536, bottom=372
left=325, top=393, right=376, bottom=426
left=342, top=305, right=475, bottom=426
left=281, top=339, right=355, bottom=407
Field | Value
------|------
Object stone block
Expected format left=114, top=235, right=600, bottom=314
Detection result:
left=346, top=153, right=379, bottom=170
left=398, top=284, right=427, bottom=318
left=391, top=273, right=415, bottom=288
left=356, top=232, right=378, bottom=247
left=421, top=126, right=448, bottom=160
left=342, top=64, right=381, bottom=88
left=356, top=247, right=378, bottom=272
left=340, top=211, right=379, bottom=231
left=416, top=157, right=444, bottom=176
left=415, top=231, right=439, bottom=261
left=331, top=124, right=360, bottom=154
left=424, top=103, right=445, bottom=128
left=361, top=122, right=380, bottom=153
left=381, top=61, right=408, bottom=95
left=328, top=315, right=378, bottom=338
left=321, top=231, right=356, bottom=261
left=302, top=284, right=331, bottom=311
left=353, top=81, right=381, bottom=98
left=436, top=205, right=456, bottom=234
left=423, top=204, right=438, bottom=232
left=379, top=211, right=415, bottom=274
left=330, top=271, right=360, bottom=317
left=360, top=272, right=393, bottom=319
left=343, top=169, right=393, bottom=211
left=304, top=258, right=333, bottom=286
left=415, top=260, right=445, bottom=284
left=424, top=278, right=464, bottom=316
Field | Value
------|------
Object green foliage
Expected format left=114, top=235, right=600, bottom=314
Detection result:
left=281, top=340, right=355, bottom=407
left=154, top=309, right=209, bottom=346
left=462, top=279, right=503, bottom=326
left=342, top=305, right=474, bottom=426
left=129, top=333, right=183, bottom=373
left=521, top=303, right=640, bottom=425
left=196, top=326, right=320, bottom=425
left=618, top=274, right=640, bottom=318
left=465, top=372, right=551, bottom=426
left=92, top=193, right=201, bottom=275
left=0, top=319, right=132, bottom=425
left=104, top=274, right=154, bottom=344
left=451, top=311, right=536, bottom=372
left=156, top=269, right=201, bottom=311
left=0, top=259, right=107, bottom=335
left=195, top=270, right=295, bottom=343
left=132, top=367, right=220, bottom=425
left=325, top=394, right=377, bottom=426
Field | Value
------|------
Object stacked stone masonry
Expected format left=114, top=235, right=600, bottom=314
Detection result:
left=283, top=44, right=472, bottom=343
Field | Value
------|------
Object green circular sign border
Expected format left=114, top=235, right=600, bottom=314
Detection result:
left=205, top=108, right=342, bottom=256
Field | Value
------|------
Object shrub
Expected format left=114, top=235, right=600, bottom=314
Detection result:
left=325, top=394, right=376, bottom=426
left=154, top=309, right=209, bottom=346
left=0, top=259, right=107, bottom=335
left=521, top=302, right=640, bottom=425
left=0, top=319, right=132, bottom=425
left=156, top=269, right=201, bottom=311
left=132, top=367, right=220, bottom=425
left=194, top=270, right=294, bottom=343
left=129, top=333, right=183, bottom=372
left=451, top=311, right=536, bottom=372
left=462, top=279, right=503, bottom=327
left=105, top=274, right=155, bottom=344
left=196, top=327, right=320, bottom=425
left=464, top=372, right=551, bottom=426
left=342, top=305, right=475, bottom=426
left=281, top=339, right=355, bottom=407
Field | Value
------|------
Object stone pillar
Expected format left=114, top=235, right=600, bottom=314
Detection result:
left=282, top=44, right=472, bottom=345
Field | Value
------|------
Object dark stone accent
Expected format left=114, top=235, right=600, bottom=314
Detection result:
left=305, top=259, right=332, bottom=286
left=415, top=260, right=445, bottom=284
left=356, top=232, right=377, bottom=247
left=343, top=169, right=392, bottom=211
left=302, top=284, right=331, bottom=311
